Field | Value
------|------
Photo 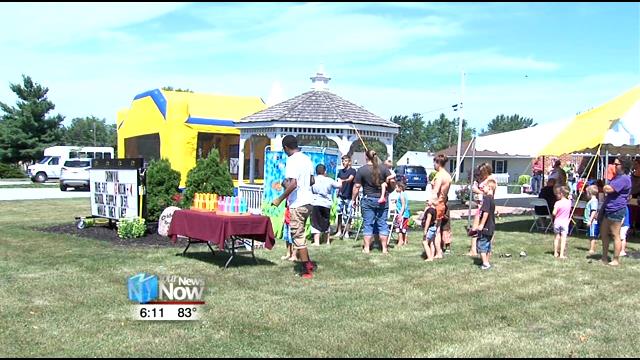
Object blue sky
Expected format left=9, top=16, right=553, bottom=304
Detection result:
left=0, top=2, right=638, bottom=133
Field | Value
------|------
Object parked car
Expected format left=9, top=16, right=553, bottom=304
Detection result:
left=59, top=159, right=92, bottom=191
left=28, top=145, right=113, bottom=183
left=394, top=165, right=428, bottom=191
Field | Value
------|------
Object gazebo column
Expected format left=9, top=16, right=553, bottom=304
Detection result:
left=270, top=134, right=283, bottom=151
left=238, top=135, right=248, bottom=186
left=249, top=136, right=255, bottom=184
left=326, top=135, right=352, bottom=157
left=382, top=136, right=394, bottom=161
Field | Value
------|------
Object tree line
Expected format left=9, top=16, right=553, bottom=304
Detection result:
left=0, top=74, right=536, bottom=165
left=0, top=75, right=117, bottom=164
left=391, top=113, right=535, bottom=160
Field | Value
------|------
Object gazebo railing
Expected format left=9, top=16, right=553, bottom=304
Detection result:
left=238, top=184, right=264, bottom=213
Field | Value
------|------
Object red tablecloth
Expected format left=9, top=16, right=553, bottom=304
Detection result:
left=168, top=210, right=275, bottom=250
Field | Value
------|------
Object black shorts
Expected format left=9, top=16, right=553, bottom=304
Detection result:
left=311, top=206, right=331, bottom=232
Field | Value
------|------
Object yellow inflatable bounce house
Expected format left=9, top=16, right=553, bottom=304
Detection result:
left=117, top=89, right=266, bottom=188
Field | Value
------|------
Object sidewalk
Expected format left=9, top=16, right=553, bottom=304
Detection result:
left=0, top=179, right=57, bottom=185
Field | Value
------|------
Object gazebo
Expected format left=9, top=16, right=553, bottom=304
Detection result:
left=234, top=67, right=400, bottom=186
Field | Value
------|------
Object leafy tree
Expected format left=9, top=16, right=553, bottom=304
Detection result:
left=482, top=114, right=535, bottom=135
left=0, top=75, right=64, bottom=163
left=425, top=113, right=475, bottom=152
left=145, top=159, right=181, bottom=222
left=162, top=86, right=193, bottom=93
left=180, top=148, right=234, bottom=208
left=391, top=113, right=428, bottom=160
left=62, top=116, right=117, bottom=148
left=350, top=139, right=388, bottom=160
left=0, top=163, right=27, bottom=178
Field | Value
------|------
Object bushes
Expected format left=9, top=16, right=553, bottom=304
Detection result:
left=180, top=149, right=234, bottom=209
left=428, top=171, right=437, bottom=182
left=507, top=185, right=523, bottom=194
left=518, top=174, right=531, bottom=186
left=145, top=159, right=181, bottom=222
left=117, top=217, right=146, bottom=239
left=455, top=185, right=471, bottom=203
left=0, top=163, right=26, bottom=178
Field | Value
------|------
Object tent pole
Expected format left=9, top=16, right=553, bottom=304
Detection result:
left=605, top=146, right=610, bottom=184
left=542, top=156, right=545, bottom=186
left=597, top=148, right=601, bottom=180
left=467, top=137, right=476, bottom=228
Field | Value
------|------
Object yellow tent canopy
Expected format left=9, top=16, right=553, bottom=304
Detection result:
left=539, top=85, right=640, bottom=156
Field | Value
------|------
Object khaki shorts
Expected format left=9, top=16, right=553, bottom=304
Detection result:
left=290, top=204, right=312, bottom=249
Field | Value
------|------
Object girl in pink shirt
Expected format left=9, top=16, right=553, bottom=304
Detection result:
left=553, top=185, right=572, bottom=259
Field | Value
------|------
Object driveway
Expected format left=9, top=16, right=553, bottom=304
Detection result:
left=0, top=180, right=90, bottom=201
left=0, top=180, right=535, bottom=207
left=402, top=186, right=536, bottom=207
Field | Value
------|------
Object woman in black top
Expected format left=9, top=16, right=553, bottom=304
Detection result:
left=352, top=150, right=394, bottom=254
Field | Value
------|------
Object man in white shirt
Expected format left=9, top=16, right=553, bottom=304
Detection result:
left=271, top=135, right=316, bottom=279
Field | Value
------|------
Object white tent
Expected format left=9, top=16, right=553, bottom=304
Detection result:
left=458, top=119, right=573, bottom=225
left=474, top=119, right=574, bottom=156
left=604, top=101, right=640, bottom=147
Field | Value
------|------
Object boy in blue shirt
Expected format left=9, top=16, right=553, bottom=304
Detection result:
left=394, top=182, right=411, bottom=246
left=585, top=185, right=600, bottom=255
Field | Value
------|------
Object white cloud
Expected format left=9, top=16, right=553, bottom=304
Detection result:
left=0, top=2, right=637, bottom=135
left=184, top=2, right=463, bottom=57
left=331, top=72, right=639, bottom=131
left=386, top=51, right=559, bottom=74
left=0, top=2, right=188, bottom=47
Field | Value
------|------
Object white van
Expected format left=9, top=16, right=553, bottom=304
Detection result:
left=28, top=146, right=114, bottom=183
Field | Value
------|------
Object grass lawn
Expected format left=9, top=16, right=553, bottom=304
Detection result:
left=2, top=198, right=640, bottom=357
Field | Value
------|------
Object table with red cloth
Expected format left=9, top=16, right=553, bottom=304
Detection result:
left=168, top=209, right=276, bottom=268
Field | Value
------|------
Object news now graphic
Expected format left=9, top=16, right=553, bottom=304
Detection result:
left=128, top=273, right=205, bottom=321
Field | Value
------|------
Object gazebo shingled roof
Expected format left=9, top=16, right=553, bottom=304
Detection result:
left=238, top=90, right=399, bottom=129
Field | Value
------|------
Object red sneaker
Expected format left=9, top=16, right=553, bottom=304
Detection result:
left=301, top=272, right=313, bottom=279
left=305, top=261, right=317, bottom=273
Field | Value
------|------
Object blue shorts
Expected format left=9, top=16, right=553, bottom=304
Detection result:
left=360, top=197, right=390, bottom=237
left=424, top=225, right=437, bottom=242
left=605, top=207, right=626, bottom=222
left=476, top=235, right=492, bottom=254
left=337, top=197, right=353, bottom=218
left=282, top=223, right=293, bottom=244
left=589, top=222, right=600, bottom=239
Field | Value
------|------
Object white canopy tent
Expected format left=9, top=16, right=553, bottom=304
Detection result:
left=473, top=119, right=574, bottom=156
left=457, top=119, right=573, bottom=225
left=603, top=101, right=640, bottom=147
left=580, top=101, right=640, bottom=156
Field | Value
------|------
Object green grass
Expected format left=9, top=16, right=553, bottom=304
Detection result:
left=2, top=198, right=640, bottom=357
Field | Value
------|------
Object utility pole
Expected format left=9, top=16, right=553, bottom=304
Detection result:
left=93, top=121, right=97, bottom=146
left=455, top=71, right=465, bottom=182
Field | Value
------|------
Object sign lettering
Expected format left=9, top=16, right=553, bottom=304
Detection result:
left=89, top=162, right=140, bottom=220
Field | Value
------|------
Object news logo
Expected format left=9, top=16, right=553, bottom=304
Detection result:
left=128, top=273, right=205, bottom=320
left=128, top=273, right=158, bottom=303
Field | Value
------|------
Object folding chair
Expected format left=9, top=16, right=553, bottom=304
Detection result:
left=569, top=201, right=588, bottom=236
left=386, top=203, right=398, bottom=246
left=351, top=193, right=364, bottom=241
left=530, top=198, right=553, bottom=233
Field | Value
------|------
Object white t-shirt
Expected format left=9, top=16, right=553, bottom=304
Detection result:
left=285, top=151, right=314, bottom=208
left=312, top=175, right=340, bottom=208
